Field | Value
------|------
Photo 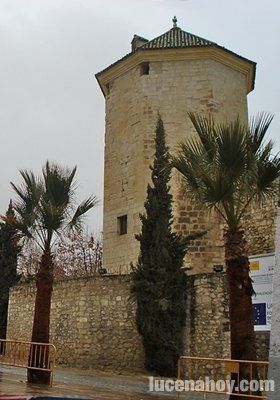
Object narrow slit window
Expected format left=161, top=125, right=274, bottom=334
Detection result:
left=140, top=62, right=150, bottom=76
left=117, top=215, right=127, bottom=235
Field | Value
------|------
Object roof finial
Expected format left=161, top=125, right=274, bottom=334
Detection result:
left=172, top=16, right=177, bottom=28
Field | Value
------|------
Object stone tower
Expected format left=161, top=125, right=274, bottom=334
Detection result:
left=96, top=18, right=256, bottom=275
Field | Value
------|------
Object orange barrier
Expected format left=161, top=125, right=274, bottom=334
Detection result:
left=0, top=339, right=56, bottom=386
left=177, top=356, right=269, bottom=399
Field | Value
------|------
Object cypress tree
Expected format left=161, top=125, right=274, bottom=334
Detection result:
left=132, top=115, right=197, bottom=376
left=0, top=201, right=20, bottom=339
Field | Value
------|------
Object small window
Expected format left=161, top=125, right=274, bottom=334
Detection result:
left=117, top=215, right=127, bottom=235
left=140, top=62, right=149, bottom=76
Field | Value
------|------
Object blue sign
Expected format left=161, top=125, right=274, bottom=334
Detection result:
left=253, top=303, right=267, bottom=326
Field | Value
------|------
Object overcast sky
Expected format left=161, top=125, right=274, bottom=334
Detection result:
left=0, top=0, right=279, bottom=232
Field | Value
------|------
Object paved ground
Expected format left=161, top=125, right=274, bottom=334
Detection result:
left=0, top=365, right=228, bottom=400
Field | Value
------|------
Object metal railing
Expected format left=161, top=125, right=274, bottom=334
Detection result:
left=0, top=338, right=56, bottom=386
left=177, top=356, right=269, bottom=399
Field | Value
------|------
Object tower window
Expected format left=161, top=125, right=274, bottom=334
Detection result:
left=117, top=215, right=127, bottom=235
left=140, top=62, right=149, bottom=76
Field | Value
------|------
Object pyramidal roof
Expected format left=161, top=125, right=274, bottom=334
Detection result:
left=138, top=26, right=216, bottom=50
left=96, top=18, right=256, bottom=93
left=96, top=24, right=219, bottom=77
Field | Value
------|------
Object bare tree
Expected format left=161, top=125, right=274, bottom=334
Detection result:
left=18, top=230, right=103, bottom=279
left=54, top=230, right=103, bottom=277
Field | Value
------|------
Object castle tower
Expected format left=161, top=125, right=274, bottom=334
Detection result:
left=96, top=18, right=256, bottom=275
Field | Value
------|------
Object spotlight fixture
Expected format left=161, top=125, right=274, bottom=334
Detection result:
left=213, top=264, right=223, bottom=273
left=99, top=267, right=107, bottom=275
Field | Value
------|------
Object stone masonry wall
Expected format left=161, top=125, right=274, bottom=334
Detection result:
left=181, top=272, right=230, bottom=379
left=188, top=273, right=230, bottom=359
left=256, top=332, right=270, bottom=360
left=7, top=273, right=231, bottom=373
left=244, top=195, right=278, bottom=256
left=7, top=275, right=145, bottom=372
left=8, top=270, right=272, bottom=375
left=103, top=57, right=249, bottom=275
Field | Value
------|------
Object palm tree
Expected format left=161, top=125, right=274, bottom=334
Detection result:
left=6, top=161, right=97, bottom=384
left=171, top=113, right=279, bottom=389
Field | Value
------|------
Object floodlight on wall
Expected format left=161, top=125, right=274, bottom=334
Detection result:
left=213, top=264, right=224, bottom=273
left=99, top=268, right=107, bottom=275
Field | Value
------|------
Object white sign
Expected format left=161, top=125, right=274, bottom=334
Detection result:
left=249, top=253, right=275, bottom=332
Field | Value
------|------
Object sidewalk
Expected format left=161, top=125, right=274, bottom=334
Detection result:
left=0, top=365, right=227, bottom=400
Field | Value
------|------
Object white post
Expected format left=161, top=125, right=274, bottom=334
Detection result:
left=268, top=201, right=280, bottom=398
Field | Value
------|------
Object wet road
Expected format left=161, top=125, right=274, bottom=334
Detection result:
left=0, top=365, right=227, bottom=400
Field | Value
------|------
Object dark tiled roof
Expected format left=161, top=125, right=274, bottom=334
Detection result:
left=96, top=25, right=255, bottom=87
left=139, top=27, right=216, bottom=50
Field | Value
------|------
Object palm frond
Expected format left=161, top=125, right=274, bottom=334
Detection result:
left=10, top=170, right=42, bottom=233
left=1, top=213, right=33, bottom=239
left=172, top=112, right=280, bottom=229
left=69, top=196, right=98, bottom=230
left=257, top=140, right=274, bottom=163
left=249, top=112, right=274, bottom=154
left=39, top=201, right=66, bottom=232
left=11, top=162, right=97, bottom=250
left=11, top=170, right=42, bottom=211
left=188, top=112, right=216, bottom=159
left=43, top=161, right=77, bottom=208
left=255, top=156, right=280, bottom=199
left=215, top=119, right=251, bottom=176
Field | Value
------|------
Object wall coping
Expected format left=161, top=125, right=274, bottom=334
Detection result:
left=10, top=273, right=133, bottom=291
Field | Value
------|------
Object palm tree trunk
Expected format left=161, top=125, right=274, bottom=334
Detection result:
left=0, top=289, right=9, bottom=356
left=224, top=228, right=259, bottom=399
left=27, top=251, right=54, bottom=385
left=0, top=289, right=9, bottom=340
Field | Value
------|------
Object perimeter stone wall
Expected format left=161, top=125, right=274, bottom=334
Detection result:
left=8, top=266, right=274, bottom=375
left=7, top=189, right=278, bottom=374
left=7, top=273, right=230, bottom=373
left=7, top=275, right=145, bottom=372
left=187, top=273, right=230, bottom=359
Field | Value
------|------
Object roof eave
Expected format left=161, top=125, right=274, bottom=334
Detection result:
left=212, top=44, right=256, bottom=92
left=95, top=73, right=106, bottom=97
left=95, top=45, right=256, bottom=96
